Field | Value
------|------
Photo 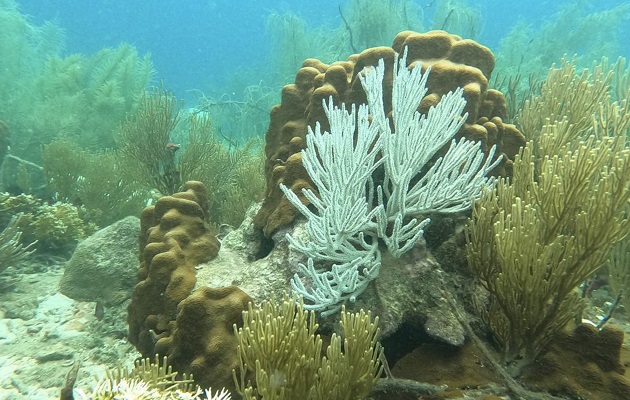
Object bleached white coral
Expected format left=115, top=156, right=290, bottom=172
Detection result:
left=167, top=387, right=231, bottom=400
left=74, top=380, right=231, bottom=400
left=112, top=379, right=159, bottom=399
left=204, top=388, right=232, bottom=400
left=74, top=378, right=159, bottom=399
left=281, top=47, right=501, bottom=315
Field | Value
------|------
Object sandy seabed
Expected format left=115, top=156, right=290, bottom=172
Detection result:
left=0, top=257, right=138, bottom=400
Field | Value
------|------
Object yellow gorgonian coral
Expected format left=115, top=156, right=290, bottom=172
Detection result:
left=467, top=57, right=630, bottom=374
left=233, top=294, right=383, bottom=400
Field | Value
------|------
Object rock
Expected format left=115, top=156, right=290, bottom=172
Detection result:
left=196, top=203, right=468, bottom=345
left=59, top=216, right=140, bottom=306
left=36, top=350, right=73, bottom=363
left=195, top=203, right=297, bottom=305
left=0, top=319, right=17, bottom=344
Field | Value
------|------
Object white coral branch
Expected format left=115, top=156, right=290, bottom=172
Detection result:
left=281, top=47, right=502, bottom=314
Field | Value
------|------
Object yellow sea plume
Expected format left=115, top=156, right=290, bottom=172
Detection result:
left=233, top=294, right=383, bottom=400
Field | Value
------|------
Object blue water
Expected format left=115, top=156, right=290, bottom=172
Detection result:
left=16, top=0, right=630, bottom=103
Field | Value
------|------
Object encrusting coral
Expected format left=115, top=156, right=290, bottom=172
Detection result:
left=128, top=182, right=255, bottom=393
left=254, top=30, right=525, bottom=238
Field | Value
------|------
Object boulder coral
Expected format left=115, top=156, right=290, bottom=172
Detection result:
left=254, top=30, right=525, bottom=237
left=128, top=181, right=220, bottom=357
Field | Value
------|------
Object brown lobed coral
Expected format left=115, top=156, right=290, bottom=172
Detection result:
left=157, top=286, right=252, bottom=393
left=253, top=30, right=525, bottom=237
left=127, top=181, right=252, bottom=392
left=128, top=181, right=220, bottom=357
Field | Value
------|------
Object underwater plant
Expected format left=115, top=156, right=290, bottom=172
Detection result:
left=117, top=88, right=265, bottom=227
left=33, top=44, right=154, bottom=150
left=608, top=56, right=630, bottom=103
left=177, top=130, right=265, bottom=228
left=233, top=294, right=383, bottom=400
left=42, top=139, right=149, bottom=227
left=116, top=88, right=183, bottom=196
left=5, top=43, right=153, bottom=163
left=191, top=81, right=276, bottom=144
left=27, top=201, right=95, bottom=250
left=0, top=3, right=153, bottom=193
left=0, top=1, right=64, bottom=136
left=607, top=235, right=630, bottom=312
left=466, top=58, right=630, bottom=374
left=264, top=11, right=313, bottom=84
left=263, top=0, right=424, bottom=87
left=115, top=89, right=181, bottom=195
left=40, top=87, right=264, bottom=230
left=340, top=0, right=424, bottom=52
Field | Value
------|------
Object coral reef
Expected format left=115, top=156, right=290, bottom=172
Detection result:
left=254, top=30, right=525, bottom=238
left=128, top=181, right=220, bottom=357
